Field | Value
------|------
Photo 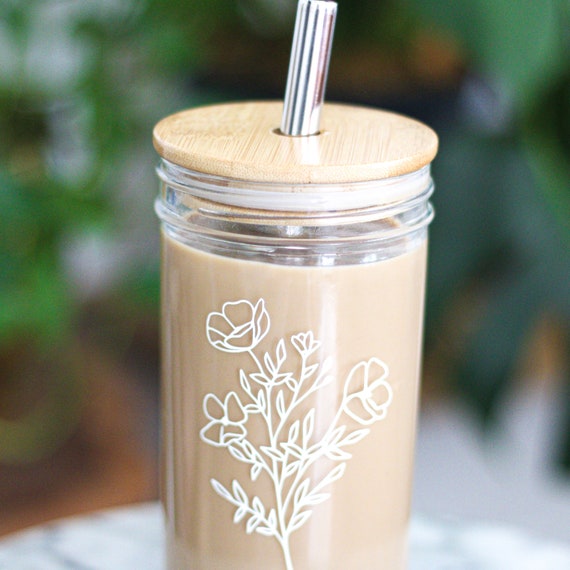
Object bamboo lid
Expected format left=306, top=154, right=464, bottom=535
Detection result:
left=153, top=101, right=438, bottom=185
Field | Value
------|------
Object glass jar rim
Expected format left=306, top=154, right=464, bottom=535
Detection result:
left=157, top=159, right=433, bottom=213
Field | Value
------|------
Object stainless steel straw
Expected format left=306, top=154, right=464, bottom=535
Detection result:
left=281, top=0, right=337, bottom=136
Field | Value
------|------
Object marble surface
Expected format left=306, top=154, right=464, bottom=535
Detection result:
left=1, top=502, right=570, bottom=569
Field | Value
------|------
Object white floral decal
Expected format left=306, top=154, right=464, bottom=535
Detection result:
left=206, top=298, right=270, bottom=353
left=200, top=393, right=249, bottom=447
left=343, top=358, right=392, bottom=425
left=201, top=298, right=393, bottom=570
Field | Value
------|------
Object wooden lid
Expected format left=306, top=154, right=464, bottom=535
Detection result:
left=153, top=101, right=437, bottom=184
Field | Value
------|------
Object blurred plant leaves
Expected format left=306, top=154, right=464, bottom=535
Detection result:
left=410, top=0, right=570, bottom=235
left=411, top=0, right=567, bottom=109
left=523, top=68, right=570, bottom=239
left=0, top=342, right=84, bottom=464
left=457, top=271, right=540, bottom=421
left=415, top=0, right=570, bottom=469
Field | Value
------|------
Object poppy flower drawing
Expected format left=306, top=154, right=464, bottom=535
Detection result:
left=342, top=357, right=393, bottom=425
left=206, top=299, right=270, bottom=353
left=200, top=392, right=249, bottom=447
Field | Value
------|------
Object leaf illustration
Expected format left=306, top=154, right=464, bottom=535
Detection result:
left=283, top=460, right=300, bottom=479
left=306, top=442, right=323, bottom=455
left=260, top=445, right=285, bottom=462
left=328, top=425, right=347, bottom=445
left=276, top=339, right=286, bottom=368
left=313, top=374, right=333, bottom=391
left=325, top=447, right=352, bottom=461
left=252, top=496, right=265, bottom=517
left=303, top=491, right=331, bottom=506
left=250, top=372, right=269, bottom=385
left=239, top=370, right=252, bottom=394
left=302, top=409, right=315, bottom=445
left=250, top=462, right=263, bottom=481
left=246, top=515, right=261, bottom=534
left=303, top=363, right=319, bottom=379
left=241, top=439, right=256, bottom=456
left=255, top=510, right=278, bottom=537
left=338, top=428, right=370, bottom=447
left=228, top=445, right=248, bottom=463
left=276, top=390, right=286, bottom=417
left=315, top=463, right=347, bottom=492
left=289, top=510, right=312, bottom=533
left=285, top=377, right=298, bottom=391
left=211, top=479, right=233, bottom=503
left=280, top=442, right=304, bottom=459
left=288, top=420, right=300, bottom=444
left=257, top=389, right=267, bottom=412
left=293, top=479, right=311, bottom=508
left=264, top=351, right=276, bottom=375
left=232, top=480, right=248, bottom=505
left=274, top=373, right=294, bottom=385
left=312, top=357, right=333, bottom=390
left=234, top=507, right=247, bottom=523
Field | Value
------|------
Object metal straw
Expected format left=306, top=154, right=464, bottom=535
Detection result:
left=281, top=0, right=337, bottom=136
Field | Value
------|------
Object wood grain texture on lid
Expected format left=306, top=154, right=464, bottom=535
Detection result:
left=153, top=101, right=438, bottom=184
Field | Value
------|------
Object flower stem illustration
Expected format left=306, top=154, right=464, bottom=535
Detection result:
left=200, top=298, right=393, bottom=570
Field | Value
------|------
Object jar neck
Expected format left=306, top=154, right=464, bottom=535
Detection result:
left=155, top=160, right=434, bottom=266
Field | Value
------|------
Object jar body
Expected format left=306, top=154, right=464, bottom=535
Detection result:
left=157, top=163, right=432, bottom=570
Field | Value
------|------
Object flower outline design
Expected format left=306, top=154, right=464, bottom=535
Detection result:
left=342, top=357, right=393, bottom=425
left=291, top=331, right=320, bottom=356
left=201, top=298, right=396, bottom=570
left=200, top=392, right=249, bottom=447
left=207, top=299, right=270, bottom=353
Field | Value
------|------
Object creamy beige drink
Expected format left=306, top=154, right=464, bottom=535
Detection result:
left=161, top=231, right=427, bottom=569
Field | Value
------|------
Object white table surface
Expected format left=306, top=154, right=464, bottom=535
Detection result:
left=1, top=502, right=570, bottom=569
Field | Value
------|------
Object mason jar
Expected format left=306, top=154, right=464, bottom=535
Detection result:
left=154, top=101, right=437, bottom=570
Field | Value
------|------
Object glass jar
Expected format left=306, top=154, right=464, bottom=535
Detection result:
left=154, top=101, right=437, bottom=570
